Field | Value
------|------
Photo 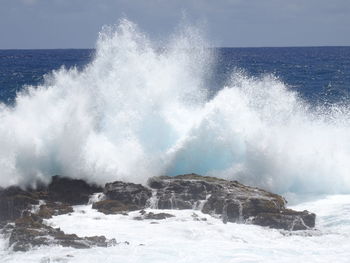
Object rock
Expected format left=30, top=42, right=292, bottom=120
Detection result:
left=251, top=209, right=316, bottom=230
left=144, top=212, right=174, bottom=220
left=103, top=181, right=152, bottom=209
left=0, top=186, right=39, bottom=222
left=37, top=202, right=74, bottom=219
left=147, top=174, right=316, bottom=230
left=0, top=175, right=101, bottom=223
left=47, top=176, right=102, bottom=205
left=0, top=176, right=117, bottom=252
left=135, top=212, right=175, bottom=220
left=147, top=175, right=214, bottom=210
left=92, top=200, right=139, bottom=214
left=8, top=213, right=116, bottom=252
left=1, top=172, right=316, bottom=246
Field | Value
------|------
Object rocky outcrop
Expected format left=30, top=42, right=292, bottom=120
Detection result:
left=0, top=176, right=101, bottom=223
left=148, top=175, right=211, bottom=209
left=92, top=200, right=138, bottom=214
left=48, top=176, right=103, bottom=205
left=36, top=201, right=74, bottom=219
left=0, top=175, right=113, bottom=252
left=0, top=186, right=40, bottom=222
left=93, top=173, right=315, bottom=230
left=0, top=173, right=317, bottom=254
left=251, top=209, right=316, bottom=231
left=145, top=174, right=315, bottom=230
left=144, top=212, right=174, bottom=220
left=91, top=182, right=152, bottom=214
left=7, top=212, right=116, bottom=252
left=103, top=181, right=152, bottom=210
left=134, top=210, right=175, bottom=220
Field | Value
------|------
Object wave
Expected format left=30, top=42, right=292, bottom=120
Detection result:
left=1, top=19, right=350, bottom=196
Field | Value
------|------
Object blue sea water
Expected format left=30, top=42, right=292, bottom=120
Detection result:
left=0, top=49, right=93, bottom=103
left=1, top=47, right=350, bottom=105
left=215, top=47, right=350, bottom=104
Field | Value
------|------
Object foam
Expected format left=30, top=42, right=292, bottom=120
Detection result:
left=2, top=195, right=350, bottom=262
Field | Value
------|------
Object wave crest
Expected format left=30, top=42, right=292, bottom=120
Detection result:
left=1, top=19, right=350, bottom=196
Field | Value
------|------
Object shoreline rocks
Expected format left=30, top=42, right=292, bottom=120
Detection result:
left=95, top=174, right=315, bottom=230
left=0, top=176, right=103, bottom=224
left=104, top=181, right=152, bottom=209
left=7, top=212, right=116, bottom=252
left=48, top=175, right=103, bottom=205
left=0, top=176, right=114, bottom=252
left=133, top=210, right=175, bottom=221
left=0, top=173, right=316, bottom=252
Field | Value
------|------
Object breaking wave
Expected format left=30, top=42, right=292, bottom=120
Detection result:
left=1, top=19, right=350, bottom=196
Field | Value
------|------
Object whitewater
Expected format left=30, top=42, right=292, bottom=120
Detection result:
left=0, top=195, right=349, bottom=263
left=0, top=19, right=350, bottom=262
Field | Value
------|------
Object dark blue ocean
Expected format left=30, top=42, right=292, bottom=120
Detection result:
left=1, top=47, right=350, bottom=105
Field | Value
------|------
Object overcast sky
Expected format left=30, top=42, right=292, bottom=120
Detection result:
left=1, top=0, right=350, bottom=49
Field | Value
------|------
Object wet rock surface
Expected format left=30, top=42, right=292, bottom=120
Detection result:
left=0, top=176, right=101, bottom=224
left=145, top=174, right=315, bottom=230
left=36, top=201, right=74, bottom=219
left=92, top=199, right=138, bottom=214
left=92, top=181, right=153, bottom=215
left=7, top=212, right=116, bottom=252
left=251, top=209, right=316, bottom=230
left=0, top=187, right=40, bottom=222
left=48, top=176, right=103, bottom=205
left=0, top=176, right=114, bottom=251
left=134, top=210, right=175, bottom=220
left=94, top=173, right=315, bottom=230
left=0, top=173, right=317, bottom=253
left=103, top=181, right=152, bottom=209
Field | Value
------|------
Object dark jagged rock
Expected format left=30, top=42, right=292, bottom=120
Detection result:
left=0, top=175, right=99, bottom=223
left=95, top=173, right=316, bottom=230
left=92, top=181, right=152, bottom=214
left=146, top=174, right=315, bottom=230
left=144, top=212, right=175, bottom=220
left=251, top=209, right=316, bottom=230
left=8, top=212, right=116, bottom=252
left=0, top=176, right=117, bottom=252
left=47, top=176, right=103, bottom=205
left=0, top=186, right=39, bottom=222
left=36, top=201, right=74, bottom=219
left=103, top=181, right=152, bottom=209
left=148, top=175, right=210, bottom=209
left=92, top=200, right=139, bottom=214
left=134, top=211, right=175, bottom=220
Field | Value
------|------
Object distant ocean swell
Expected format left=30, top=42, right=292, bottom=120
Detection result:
left=0, top=19, right=350, bottom=196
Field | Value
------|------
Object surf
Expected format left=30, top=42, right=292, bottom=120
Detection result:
left=0, top=19, right=349, bottom=198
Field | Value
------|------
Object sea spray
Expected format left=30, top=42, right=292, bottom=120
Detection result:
left=0, top=19, right=210, bottom=187
left=167, top=72, right=350, bottom=195
left=0, top=19, right=350, bottom=196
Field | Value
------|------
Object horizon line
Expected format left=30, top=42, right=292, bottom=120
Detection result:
left=1, top=45, right=350, bottom=51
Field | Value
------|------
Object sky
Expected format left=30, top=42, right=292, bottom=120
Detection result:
left=0, top=0, right=350, bottom=49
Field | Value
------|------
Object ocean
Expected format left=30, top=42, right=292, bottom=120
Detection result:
left=2, top=46, right=350, bottom=104
left=0, top=20, right=350, bottom=262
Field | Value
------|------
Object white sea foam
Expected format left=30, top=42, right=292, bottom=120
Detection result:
left=0, top=19, right=349, bottom=196
left=1, top=195, right=350, bottom=262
